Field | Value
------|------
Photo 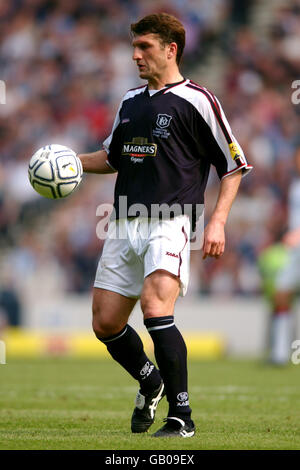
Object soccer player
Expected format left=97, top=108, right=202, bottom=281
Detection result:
left=258, top=242, right=289, bottom=364
left=260, top=146, right=300, bottom=365
left=78, top=13, right=252, bottom=437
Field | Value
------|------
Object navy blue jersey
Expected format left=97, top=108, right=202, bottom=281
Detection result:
left=103, top=79, right=252, bottom=219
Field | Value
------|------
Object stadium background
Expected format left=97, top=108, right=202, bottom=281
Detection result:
left=0, top=0, right=300, bottom=359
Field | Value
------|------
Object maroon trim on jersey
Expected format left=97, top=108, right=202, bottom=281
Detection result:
left=144, top=79, right=187, bottom=98
left=186, top=83, right=232, bottom=145
left=163, top=79, right=188, bottom=94
left=222, top=163, right=253, bottom=178
left=189, top=80, right=221, bottom=114
left=178, top=225, right=189, bottom=277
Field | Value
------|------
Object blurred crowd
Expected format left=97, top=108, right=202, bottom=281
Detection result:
left=0, top=0, right=300, bottom=325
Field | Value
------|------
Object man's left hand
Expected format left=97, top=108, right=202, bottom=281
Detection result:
left=202, top=220, right=225, bottom=260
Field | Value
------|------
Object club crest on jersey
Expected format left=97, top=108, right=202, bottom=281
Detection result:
left=156, top=114, right=172, bottom=129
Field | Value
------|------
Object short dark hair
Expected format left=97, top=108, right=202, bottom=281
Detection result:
left=130, top=13, right=186, bottom=65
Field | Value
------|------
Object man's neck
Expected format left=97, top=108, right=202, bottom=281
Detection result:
left=148, top=72, right=184, bottom=90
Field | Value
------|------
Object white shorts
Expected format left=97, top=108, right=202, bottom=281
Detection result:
left=94, top=215, right=190, bottom=298
left=276, top=246, right=300, bottom=291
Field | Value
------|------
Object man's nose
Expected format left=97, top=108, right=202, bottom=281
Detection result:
left=132, top=47, right=142, bottom=61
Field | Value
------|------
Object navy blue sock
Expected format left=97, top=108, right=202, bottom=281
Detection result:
left=97, top=324, right=161, bottom=394
left=144, top=316, right=192, bottom=419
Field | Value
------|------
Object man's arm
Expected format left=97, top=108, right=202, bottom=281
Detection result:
left=202, top=170, right=242, bottom=260
left=78, top=149, right=116, bottom=174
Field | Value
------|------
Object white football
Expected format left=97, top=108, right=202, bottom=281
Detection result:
left=28, top=144, right=83, bottom=199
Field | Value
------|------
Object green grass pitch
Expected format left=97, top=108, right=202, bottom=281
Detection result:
left=0, top=357, right=299, bottom=450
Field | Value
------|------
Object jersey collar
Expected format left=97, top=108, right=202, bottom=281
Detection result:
left=145, top=78, right=186, bottom=97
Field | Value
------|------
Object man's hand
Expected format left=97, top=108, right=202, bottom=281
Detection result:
left=202, top=219, right=225, bottom=259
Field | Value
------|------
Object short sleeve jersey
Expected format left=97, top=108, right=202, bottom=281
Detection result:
left=103, top=78, right=252, bottom=219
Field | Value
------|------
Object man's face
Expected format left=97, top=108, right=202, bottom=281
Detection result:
left=132, top=33, right=170, bottom=81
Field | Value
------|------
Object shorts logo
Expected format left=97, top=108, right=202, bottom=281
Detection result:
left=156, top=114, right=172, bottom=129
left=166, top=251, right=179, bottom=258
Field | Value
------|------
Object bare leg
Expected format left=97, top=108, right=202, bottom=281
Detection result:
left=141, top=269, right=180, bottom=319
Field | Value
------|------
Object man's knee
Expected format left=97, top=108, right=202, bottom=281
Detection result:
left=92, top=302, right=123, bottom=339
left=141, top=273, right=179, bottom=318
left=92, top=288, right=136, bottom=338
left=140, top=293, right=159, bottom=318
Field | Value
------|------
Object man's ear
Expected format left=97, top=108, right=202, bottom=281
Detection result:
left=167, top=42, right=178, bottom=60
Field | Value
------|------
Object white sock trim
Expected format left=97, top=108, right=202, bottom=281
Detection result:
left=147, top=322, right=175, bottom=332
left=101, top=326, right=128, bottom=343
